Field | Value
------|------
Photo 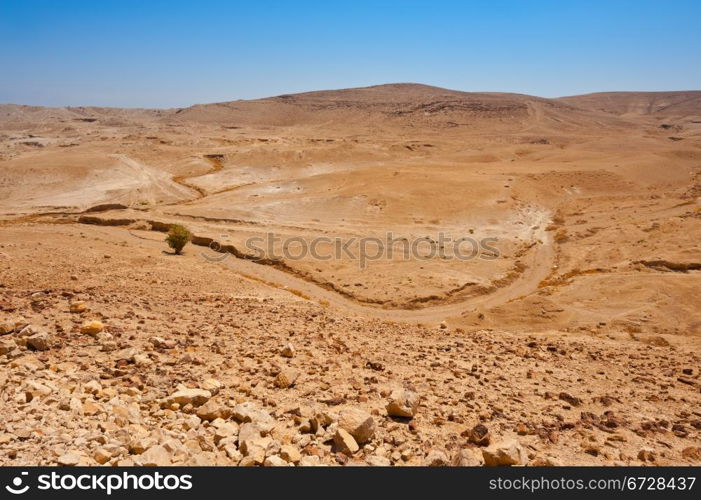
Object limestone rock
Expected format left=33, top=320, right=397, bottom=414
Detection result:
left=231, top=402, right=275, bottom=433
left=80, top=320, right=104, bottom=336
left=338, top=408, right=375, bottom=444
left=93, top=448, right=111, bottom=465
left=274, top=368, right=300, bottom=388
left=196, top=399, right=231, bottom=421
left=281, top=343, right=296, bottom=358
left=26, top=330, right=51, bottom=351
left=57, top=452, right=83, bottom=466
left=333, top=428, right=359, bottom=455
left=83, top=380, right=102, bottom=394
left=129, top=436, right=156, bottom=455
left=482, top=439, right=526, bottom=466
left=165, top=388, right=211, bottom=408
left=133, top=354, right=151, bottom=366
left=264, top=455, right=289, bottom=466
left=238, top=431, right=272, bottom=464
left=452, top=448, right=484, bottom=466
left=139, top=445, right=172, bottom=466
left=69, top=301, right=87, bottom=313
left=0, top=338, right=17, bottom=355
left=386, top=388, right=420, bottom=418
left=238, top=422, right=267, bottom=444
left=213, top=422, right=239, bottom=444
left=200, top=378, right=222, bottom=395
left=0, top=320, right=15, bottom=335
left=280, top=445, right=301, bottom=464
left=101, top=341, right=118, bottom=352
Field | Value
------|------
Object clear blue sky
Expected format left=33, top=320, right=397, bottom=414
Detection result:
left=1, top=0, right=699, bottom=107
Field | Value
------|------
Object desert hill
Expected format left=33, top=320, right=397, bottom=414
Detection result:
left=168, top=83, right=635, bottom=133
left=1, top=83, right=637, bottom=133
left=558, top=90, right=701, bottom=117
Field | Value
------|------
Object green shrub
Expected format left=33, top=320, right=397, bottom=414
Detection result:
left=165, top=224, right=192, bottom=254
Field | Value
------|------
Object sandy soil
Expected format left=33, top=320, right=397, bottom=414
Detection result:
left=1, top=84, right=699, bottom=466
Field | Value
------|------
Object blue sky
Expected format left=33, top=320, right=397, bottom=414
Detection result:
left=1, top=0, right=699, bottom=107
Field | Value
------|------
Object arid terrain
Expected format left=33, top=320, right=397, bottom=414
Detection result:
left=0, top=83, right=700, bottom=466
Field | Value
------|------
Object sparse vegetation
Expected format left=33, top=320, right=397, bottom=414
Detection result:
left=165, top=224, right=192, bottom=254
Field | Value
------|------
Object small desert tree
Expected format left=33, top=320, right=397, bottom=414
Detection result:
left=166, top=224, right=192, bottom=254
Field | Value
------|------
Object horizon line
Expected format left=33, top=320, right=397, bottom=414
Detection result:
left=2, top=83, right=700, bottom=110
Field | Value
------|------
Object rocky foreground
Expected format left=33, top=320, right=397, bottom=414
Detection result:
left=0, top=224, right=700, bottom=466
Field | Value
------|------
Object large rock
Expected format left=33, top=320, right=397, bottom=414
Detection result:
left=274, top=368, right=300, bottom=388
left=239, top=439, right=268, bottom=466
left=196, top=399, right=231, bottom=421
left=386, top=388, right=420, bottom=418
left=219, top=438, right=242, bottom=461
left=57, top=452, right=83, bottom=466
left=231, top=402, right=275, bottom=433
left=281, top=343, right=296, bottom=358
left=26, top=331, right=51, bottom=351
left=338, top=408, right=375, bottom=444
left=264, top=455, right=290, bottom=466
left=237, top=422, right=268, bottom=444
left=213, top=422, right=239, bottom=444
left=279, top=445, right=301, bottom=464
left=93, top=448, right=112, bottom=465
left=238, top=425, right=272, bottom=464
left=83, top=380, right=102, bottom=394
left=139, top=445, right=172, bottom=466
left=200, top=378, right=222, bottom=395
left=0, top=320, right=15, bottom=335
left=69, top=301, right=87, bottom=313
left=482, top=439, right=526, bottom=466
left=452, top=448, right=485, bottom=466
left=333, top=428, right=359, bottom=455
left=129, top=436, right=157, bottom=455
left=80, top=320, right=104, bottom=336
left=0, top=338, right=16, bottom=355
left=164, top=388, right=211, bottom=408
left=467, top=423, right=490, bottom=446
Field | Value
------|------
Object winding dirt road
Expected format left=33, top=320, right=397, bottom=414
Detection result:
left=201, top=231, right=555, bottom=324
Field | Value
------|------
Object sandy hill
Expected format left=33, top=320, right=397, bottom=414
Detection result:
left=4, top=85, right=701, bottom=130
left=169, top=83, right=630, bottom=132
left=1, top=83, right=633, bottom=133
left=558, top=91, right=701, bottom=117
left=0, top=104, right=169, bottom=128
